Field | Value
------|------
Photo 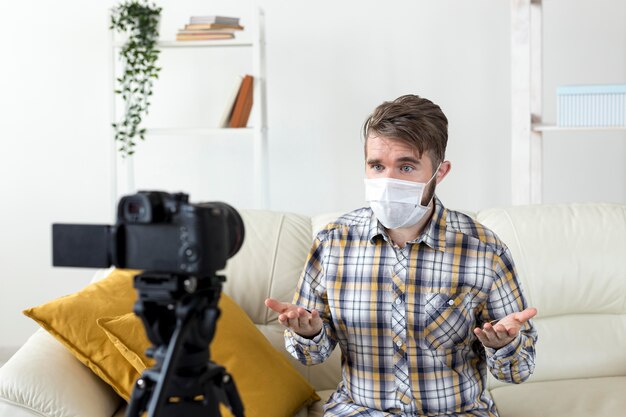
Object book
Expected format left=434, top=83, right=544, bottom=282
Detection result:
left=219, top=75, right=244, bottom=128
left=178, top=28, right=238, bottom=35
left=229, top=75, right=254, bottom=128
left=175, top=33, right=234, bottom=41
left=190, top=16, right=240, bottom=25
left=184, top=23, right=244, bottom=31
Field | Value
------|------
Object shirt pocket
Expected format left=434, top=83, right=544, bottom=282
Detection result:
left=422, top=290, right=476, bottom=350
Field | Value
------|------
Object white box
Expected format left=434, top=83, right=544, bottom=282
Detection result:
left=557, top=84, right=626, bottom=127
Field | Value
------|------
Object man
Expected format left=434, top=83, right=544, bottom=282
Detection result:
left=265, top=95, right=537, bottom=416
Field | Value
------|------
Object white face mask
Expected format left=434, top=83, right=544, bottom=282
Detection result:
left=364, top=166, right=440, bottom=229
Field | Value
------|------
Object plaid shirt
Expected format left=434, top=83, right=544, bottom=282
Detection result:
left=285, top=196, right=537, bottom=417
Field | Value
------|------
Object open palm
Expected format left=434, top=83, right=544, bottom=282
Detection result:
left=264, top=298, right=323, bottom=338
left=473, top=307, right=537, bottom=349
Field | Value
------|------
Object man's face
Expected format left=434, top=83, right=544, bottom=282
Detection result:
left=365, top=134, right=439, bottom=206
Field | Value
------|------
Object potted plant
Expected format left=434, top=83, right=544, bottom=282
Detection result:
left=110, top=0, right=162, bottom=157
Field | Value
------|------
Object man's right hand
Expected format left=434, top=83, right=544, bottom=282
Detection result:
left=264, top=298, right=323, bottom=339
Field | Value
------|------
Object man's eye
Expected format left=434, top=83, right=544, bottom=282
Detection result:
left=401, top=166, right=414, bottom=172
left=372, top=165, right=383, bottom=171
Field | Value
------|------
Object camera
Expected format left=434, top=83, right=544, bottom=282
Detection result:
left=52, top=191, right=245, bottom=276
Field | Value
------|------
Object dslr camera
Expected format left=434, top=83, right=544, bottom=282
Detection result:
left=52, top=191, right=244, bottom=275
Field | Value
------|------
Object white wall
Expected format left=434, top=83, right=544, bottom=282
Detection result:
left=0, top=0, right=624, bottom=347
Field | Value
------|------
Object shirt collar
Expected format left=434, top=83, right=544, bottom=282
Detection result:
left=367, top=195, right=447, bottom=251
left=418, top=195, right=447, bottom=251
left=367, top=211, right=388, bottom=243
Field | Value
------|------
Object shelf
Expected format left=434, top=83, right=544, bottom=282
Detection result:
left=145, top=127, right=254, bottom=136
left=114, top=40, right=254, bottom=48
left=532, top=124, right=626, bottom=132
left=110, top=7, right=269, bottom=212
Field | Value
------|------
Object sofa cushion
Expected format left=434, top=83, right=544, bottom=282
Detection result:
left=477, top=203, right=626, bottom=319
left=307, top=389, right=335, bottom=417
left=0, top=329, right=122, bottom=417
left=490, top=376, right=626, bottom=417
left=98, top=293, right=320, bottom=417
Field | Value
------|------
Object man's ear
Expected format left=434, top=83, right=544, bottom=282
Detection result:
left=436, top=160, right=452, bottom=184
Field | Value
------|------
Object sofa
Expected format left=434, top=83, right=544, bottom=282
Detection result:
left=0, top=202, right=625, bottom=417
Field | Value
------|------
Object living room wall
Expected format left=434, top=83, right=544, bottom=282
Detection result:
left=0, top=0, right=624, bottom=348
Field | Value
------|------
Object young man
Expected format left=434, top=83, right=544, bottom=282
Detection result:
left=265, top=95, right=537, bottom=417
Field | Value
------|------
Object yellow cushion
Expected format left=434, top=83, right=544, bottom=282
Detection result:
left=22, top=268, right=140, bottom=400
left=98, top=293, right=320, bottom=417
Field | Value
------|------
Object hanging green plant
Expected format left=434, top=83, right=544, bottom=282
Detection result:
left=110, top=0, right=162, bottom=157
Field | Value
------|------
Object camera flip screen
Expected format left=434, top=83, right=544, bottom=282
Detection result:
left=52, top=224, right=112, bottom=268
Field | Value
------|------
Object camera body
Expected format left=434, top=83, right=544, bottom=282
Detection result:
left=53, top=191, right=244, bottom=276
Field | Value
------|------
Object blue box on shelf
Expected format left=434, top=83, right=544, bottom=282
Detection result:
left=557, top=84, right=626, bottom=127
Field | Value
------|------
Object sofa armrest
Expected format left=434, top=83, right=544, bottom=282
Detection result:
left=0, top=329, right=121, bottom=417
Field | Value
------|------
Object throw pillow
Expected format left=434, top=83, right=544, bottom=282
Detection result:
left=98, top=293, right=320, bottom=417
left=22, top=268, right=140, bottom=400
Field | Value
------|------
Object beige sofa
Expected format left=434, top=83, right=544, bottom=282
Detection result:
left=1, top=203, right=625, bottom=417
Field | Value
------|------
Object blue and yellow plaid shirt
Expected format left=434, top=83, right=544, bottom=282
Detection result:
left=285, top=196, right=537, bottom=416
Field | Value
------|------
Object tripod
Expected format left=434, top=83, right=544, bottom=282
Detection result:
left=126, top=272, right=245, bottom=417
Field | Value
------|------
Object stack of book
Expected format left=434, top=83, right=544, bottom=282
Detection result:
left=176, top=16, right=244, bottom=41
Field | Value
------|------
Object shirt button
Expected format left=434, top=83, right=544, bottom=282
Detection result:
left=396, top=340, right=403, bottom=347
left=448, top=299, right=455, bottom=306
left=395, top=298, right=402, bottom=305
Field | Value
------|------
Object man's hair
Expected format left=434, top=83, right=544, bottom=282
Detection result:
left=362, top=94, right=448, bottom=169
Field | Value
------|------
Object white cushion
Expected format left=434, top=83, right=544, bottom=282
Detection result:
left=477, top=203, right=626, bottom=317
left=0, top=401, right=44, bottom=417
left=0, top=329, right=121, bottom=417
left=491, top=376, right=626, bottom=417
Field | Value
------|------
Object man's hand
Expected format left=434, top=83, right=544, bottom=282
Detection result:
left=264, top=298, right=323, bottom=339
left=473, top=307, right=537, bottom=349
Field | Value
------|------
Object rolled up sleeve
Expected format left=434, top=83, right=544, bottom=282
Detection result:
left=483, top=248, right=538, bottom=384
left=284, top=235, right=337, bottom=365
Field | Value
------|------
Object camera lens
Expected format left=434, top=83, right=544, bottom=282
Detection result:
left=217, top=203, right=245, bottom=258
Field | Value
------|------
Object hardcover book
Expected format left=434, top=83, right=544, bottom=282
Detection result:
left=229, top=75, right=254, bottom=128
left=189, top=16, right=240, bottom=25
left=175, top=33, right=234, bottom=41
left=185, top=23, right=244, bottom=31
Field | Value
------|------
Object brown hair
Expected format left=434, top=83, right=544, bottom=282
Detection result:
left=362, top=94, right=448, bottom=169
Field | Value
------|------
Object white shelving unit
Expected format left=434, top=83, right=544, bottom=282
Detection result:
left=109, top=9, right=268, bottom=215
left=510, top=0, right=625, bottom=205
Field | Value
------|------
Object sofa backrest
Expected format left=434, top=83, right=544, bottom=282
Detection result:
left=477, top=203, right=626, bottom=389
left=222, top=210, right=342, bottom=392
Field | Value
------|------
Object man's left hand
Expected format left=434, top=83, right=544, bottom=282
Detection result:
left=473, top=307, right=537, bottom=349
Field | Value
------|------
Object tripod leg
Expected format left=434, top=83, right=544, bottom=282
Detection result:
left=145, top=316, right=188, bottom=417
left=126, top=376, right=155, bottom=417
left=222, top=372, right=245, bottom=417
